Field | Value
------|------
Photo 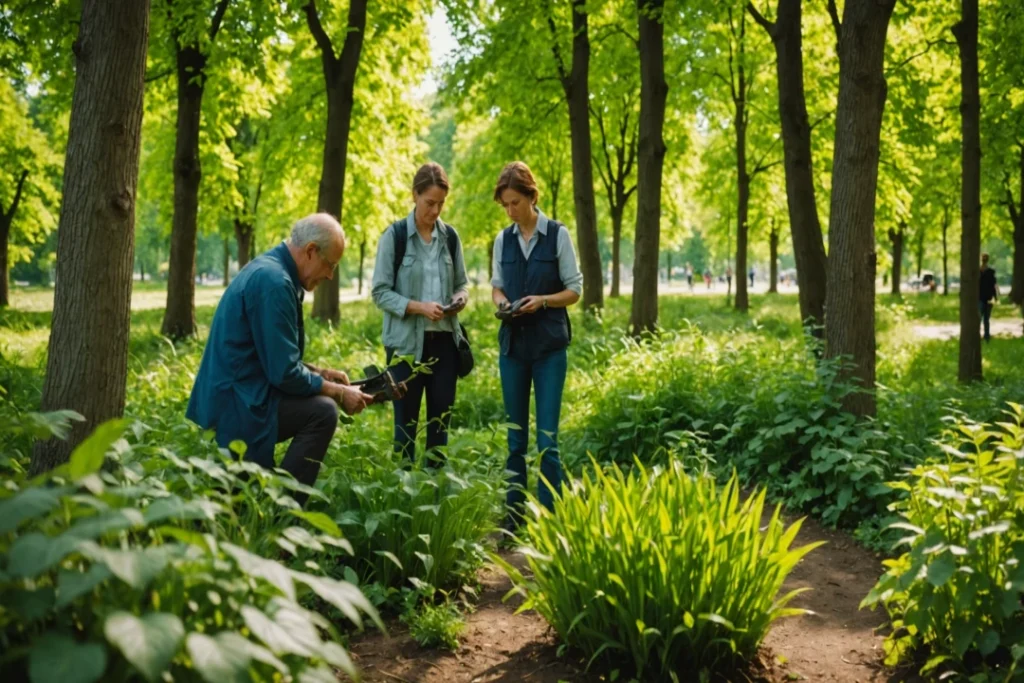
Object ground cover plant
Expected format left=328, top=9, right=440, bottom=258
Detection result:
left=497, top=460, right=822, bottom=681
left=861, top=405, right=1024, bottom=682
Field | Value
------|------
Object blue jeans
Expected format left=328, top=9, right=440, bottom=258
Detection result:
left=499, top=348, right=567, bottom=520
left=979, top=300, right=993, bottom=340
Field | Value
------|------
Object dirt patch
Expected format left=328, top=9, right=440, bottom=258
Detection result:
left=343, top=515, right=909, bottom=683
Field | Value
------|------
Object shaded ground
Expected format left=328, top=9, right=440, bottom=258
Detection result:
left=344, top=514, right=910, bottom=683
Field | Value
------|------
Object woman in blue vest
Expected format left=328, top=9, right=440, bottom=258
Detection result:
left=490, top=161, right=583, bottom=529
left=371, top=163, right=470, bottom=466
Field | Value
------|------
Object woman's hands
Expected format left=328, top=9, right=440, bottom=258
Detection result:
left=512, top=295, right=546, bottom=315
left=409, top=301, right=445, bottom=321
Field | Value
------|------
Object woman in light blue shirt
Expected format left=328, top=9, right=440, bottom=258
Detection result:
left=371, top=163, right=469, bottom=466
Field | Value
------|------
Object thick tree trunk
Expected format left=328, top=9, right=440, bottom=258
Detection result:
left=666, top=252, right=672, bottom=283
left=32, top=0, right=149, bottom=474
left=610, top=204, right=623, bottom=297
left=823, top=0, right=896, bottom=417
left=307, top=0, right=367, bottom=323
left=233, top=218, right=253, bottom=268
left=223, top=236, right=230, bottom=286
left=1008, top=144, right=1023, bottom=306
left=630, top=0, right=667, bottom=335
left=954, top=0, right=982, bottom=382
left=0, top=169, right=28, bottom=307
left=942, top=203, right=950, bottom=296
left=749, top=0, right=828, bottom=333
left=769, top=226, right=779, bottom=293
left=888, top=223, right=904, bottom=296
left=357, top=238, right=366, bottom=295
left=552, top=0, right=603, bottom=311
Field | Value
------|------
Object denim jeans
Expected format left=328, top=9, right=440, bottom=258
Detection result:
left=979, top=300, right=993, bottom=340
left=499, top=347, right=567, bottom=521
left=389, top=332, right=459, bottom=466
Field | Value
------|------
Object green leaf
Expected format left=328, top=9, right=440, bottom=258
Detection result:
left=104, top=611, right=184, bottom=682
left=56, top=564, right=113, bottom=608
left=78, top=543, right=175, bottom=590
left=28, top=632, right=107, bottom=683
left=7, top=532, right=80, bottom=579
left=291, top=571, right=383, bottom=632
left=222, top=543, right=295, bottom=600
left=289, top=509, right=342, bottom=537
left=925, top=553, right=957, bottom=588
left=68, top=419, right=127, bottom=481
left=951, top=618, right=977, bottom=658
left=0, top=486, right=70, bottom=534
left=186, top=632, right=284, bottom=683
left=9, top=587, right=55, bottom=621
left=240, top=605, right=315, bottom=657
left=977, top=630, right=999, bottom=657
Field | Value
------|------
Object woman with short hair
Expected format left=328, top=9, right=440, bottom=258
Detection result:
left=490, top=161, right=583, bottom=529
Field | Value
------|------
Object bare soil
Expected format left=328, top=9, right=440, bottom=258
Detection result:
left=342, top=511, right=919, bottom=683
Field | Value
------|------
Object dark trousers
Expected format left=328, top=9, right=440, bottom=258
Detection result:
left=275, top=394, right=339, bottom=506
left=980, top=300, right=993, bottom=340
left=390, top=332, right=459, bottom=465
left=500, top=347, right=567, bottom=522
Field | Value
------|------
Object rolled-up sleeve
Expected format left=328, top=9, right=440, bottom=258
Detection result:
left=490, top=231, right=505, bottom=289
left=556, top=225, right=583, bottom=295
left=244, top=273, right=323, bottom=396
left=371, top=226, right=411, bottom=317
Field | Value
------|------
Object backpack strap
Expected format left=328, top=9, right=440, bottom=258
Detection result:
left=392, top=219, right=460, bottom=288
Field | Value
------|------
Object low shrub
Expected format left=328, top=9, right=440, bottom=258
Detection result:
left=0, top=413, right=381, bottom=683
left=861, top=404, right=1024, bottom=681
left=497, top=458, right=822, bottom=681
left=401, top=596, right=466, bottom=650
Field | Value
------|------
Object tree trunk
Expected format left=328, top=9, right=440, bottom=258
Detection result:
left=1008, top=144, right=1023, bottom=306
left=488, top=238, right=495, bottom=280
left=223, top=236, right=230, bottom=286
left=915, top=228, right=925, bottom=278
left=610, top=204, right=623, bottom=297
left=823, top=0, right=896, bottom=417
left=954, top=0, right=982, bottom=383
left=233, top=218, right=253, bottom=268
left=160, top=0, right=225, bottom=342
left=32, top=0, right=149, bottom=474
left=666, top=252, right=672, bottom=283
left=734, top=113, right=750, bottom=312
left=768, top=225, right=779, bottom=293
left=0, top=169, right=28, bottom=307
left=888, top=223, right=904, bottom=296
left=552, top=0, right=603, bottom=311
left=749, top=0, right=828, bottom=333
left=630, top=0, right=667, bottom=335
left=307, top=0, right=367, bottom=323
left=358, top=238, right=366, bottom=295
left=942, top=203, right=950, bottom=295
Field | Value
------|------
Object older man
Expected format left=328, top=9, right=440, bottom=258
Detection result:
left=187, top=213, right=372, bottom=502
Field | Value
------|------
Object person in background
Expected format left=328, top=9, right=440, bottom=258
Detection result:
left=490, top=161, right=582, bottom=531
left=979, top=252, right=999, bottom=342
left=186, top=214, right=373, bottom=506
left=703, top=266, right=712, bottom=289
left=371, top=162, right=470, bottom=466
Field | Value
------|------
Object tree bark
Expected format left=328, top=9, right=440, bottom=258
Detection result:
left=888, top=223, right=904, bottom=296
left=233, top=218, right=253, bottom=268
left=307, top=0, right=367, bottom=323
left=1007, top=143, right=1023, bottom=306
left=942, top=203, right=950, bottom=295
left=32, top=0, right=149, bottom=474
left=730, top=9, right=750, bottom=314
left=954, top=0, right=982, bottom=383
left=630, top=0, right=667, bottom=335
left=161, top=0, right=231, bottom=340
left=550, top=0, right=603, bottom=311
left=610, top=204, right=623, bottom=297
left=357, top=238, right=366, bottom=295
left=768, top=224, right=779, bottom=293
left=915, top=227, right=925, bottom=278
left=823, top=0, right=896, bottom=417
left=222, top=236, right=230, bottom=286
left=748, top=0, right=828, bottom=333
left=0, top=170, right=28, bottom=307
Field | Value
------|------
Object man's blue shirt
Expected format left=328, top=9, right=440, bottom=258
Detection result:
left=186, top=242, right=324, bottom=466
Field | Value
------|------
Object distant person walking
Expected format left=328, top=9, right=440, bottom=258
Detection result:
left=703, top=267, right=712, bottom=289
left=979, top=252, right=999, bottom=342
left=685, top=263, right=694, bottom=292
left=749, top=267, right=756, bottom=288
left=726, top=266, right=733, bottom=291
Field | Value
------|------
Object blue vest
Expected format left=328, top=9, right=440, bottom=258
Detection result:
left=498, top=222, right=572, bottom=359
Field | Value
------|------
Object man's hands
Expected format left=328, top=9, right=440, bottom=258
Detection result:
left=319, top=368, right=350, bottom=384
left=321, top=381, right=373, bottom=415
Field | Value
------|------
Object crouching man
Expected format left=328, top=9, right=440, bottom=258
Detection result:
left=187, top=213, right=373, bottom=505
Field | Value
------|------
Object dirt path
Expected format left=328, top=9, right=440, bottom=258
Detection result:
left=343, top=513, right=904, bottom=683
left=912, top=319, right=1022, bottom=340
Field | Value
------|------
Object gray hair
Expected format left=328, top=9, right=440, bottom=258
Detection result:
left=288, top=213, right=345, bottom=251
